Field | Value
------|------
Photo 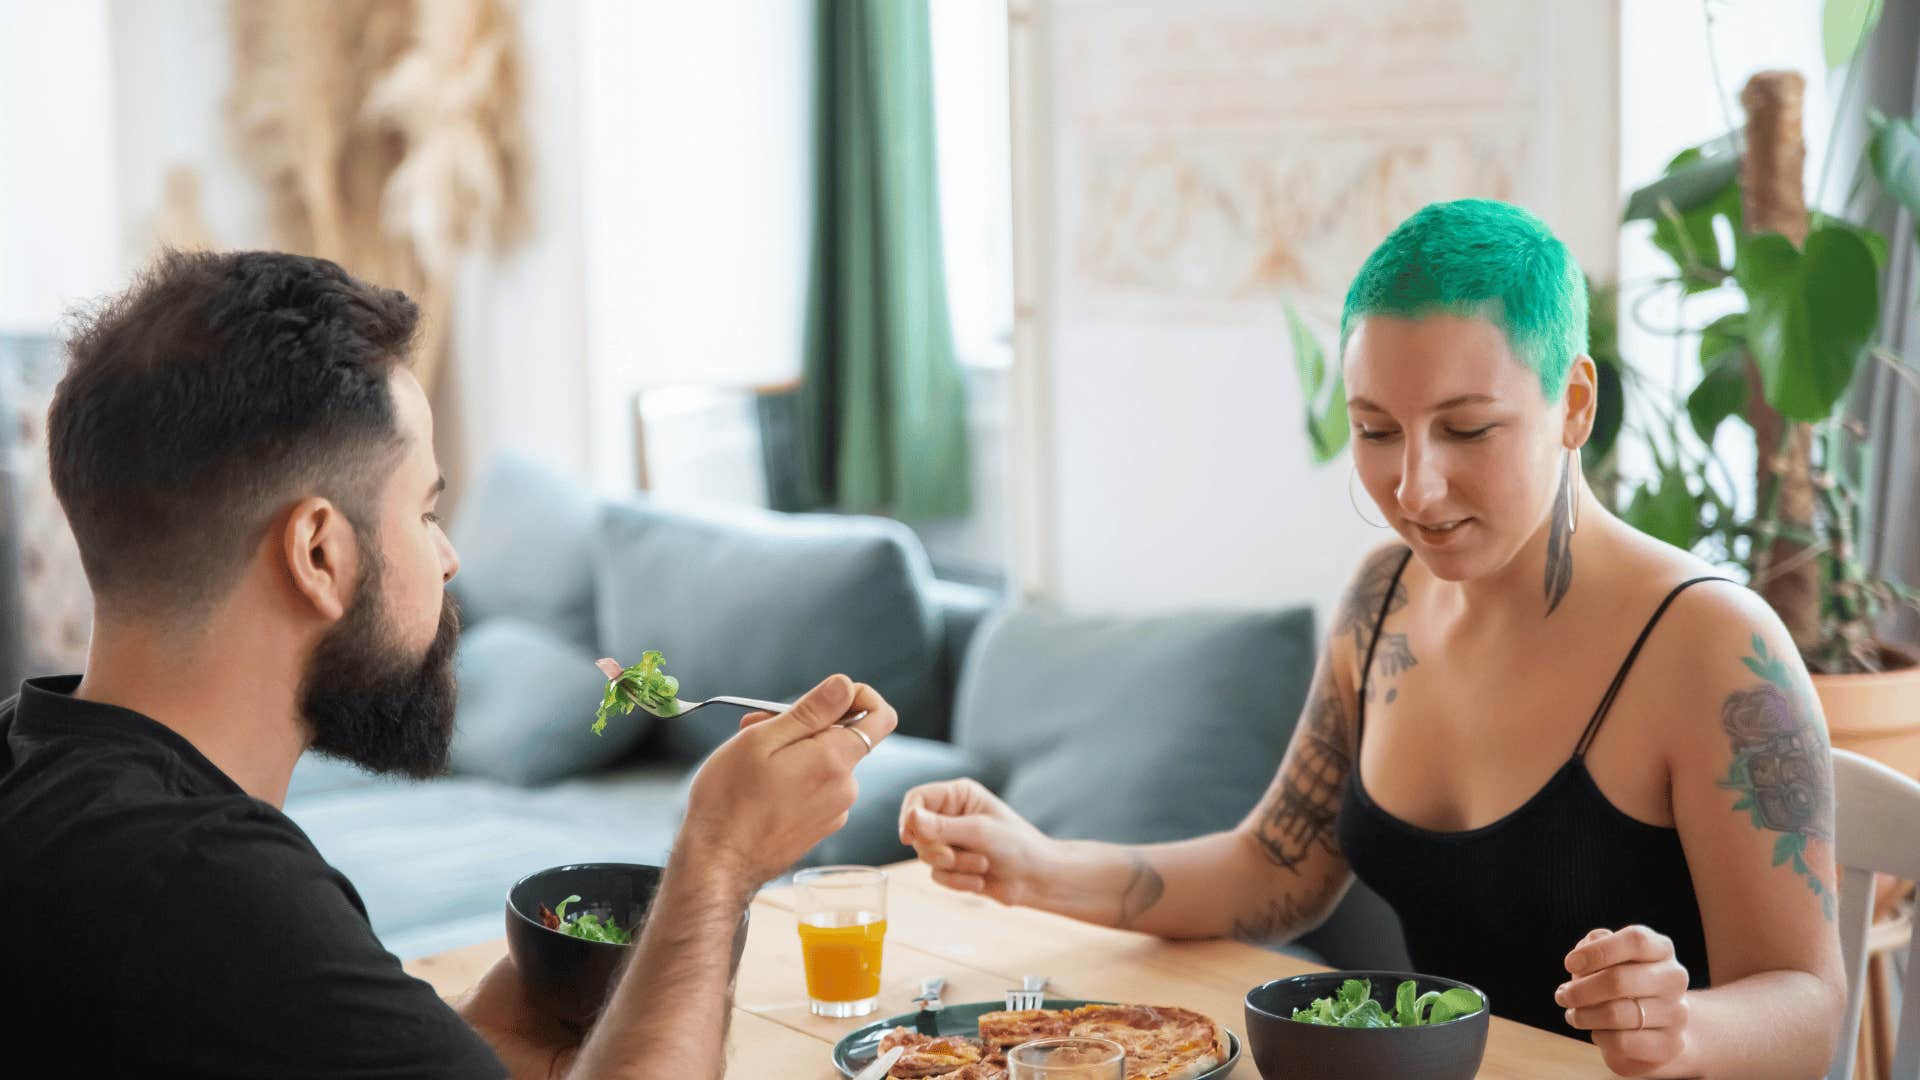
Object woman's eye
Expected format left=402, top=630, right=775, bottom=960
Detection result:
left=1356, top=428, right=1399, bottom=442
left=424, top=512, right=442, bottom=526
left=1447, top=425, right=1495, bottom=441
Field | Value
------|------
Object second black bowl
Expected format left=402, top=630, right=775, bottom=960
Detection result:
left=1244, top=970, right=1490, bottom=1080
left=506, top=862, right=751, bottom=1030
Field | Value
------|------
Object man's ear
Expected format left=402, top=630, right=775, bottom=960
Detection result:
left=281, top=497, right=360, bottom=622
left=1562, top=353, right=1599, bottom=450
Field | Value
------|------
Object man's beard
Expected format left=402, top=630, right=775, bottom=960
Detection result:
left=300, top=547, right=461, bottom=778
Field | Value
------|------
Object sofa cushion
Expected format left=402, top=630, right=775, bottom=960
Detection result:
left=593, top=500, right=941, bottom=759
left=808, top=734, right=1004, bottom=868
left=950, top=603, right=1410, bottom=971
left=447, top=618, right=642, bottom=786
left=450, top=455, right=600, bottom=650
left=284, top=763, right=686, bottom=960
left=952, top=605, right=1317, bottom=843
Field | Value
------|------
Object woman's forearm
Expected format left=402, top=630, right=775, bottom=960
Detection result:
left=1029, top=830, right=1348, bottom=944
left=1668, top=968, right=1843, bottom=1080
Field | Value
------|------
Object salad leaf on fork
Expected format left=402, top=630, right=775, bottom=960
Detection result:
left=593, top=650, right=682, bottom=735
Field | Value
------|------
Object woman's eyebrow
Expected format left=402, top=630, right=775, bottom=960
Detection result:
left=1347, top=393, right=1495, bottom=412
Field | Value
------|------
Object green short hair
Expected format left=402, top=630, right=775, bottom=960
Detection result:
left=1339, top=199, right=1588, bottom=400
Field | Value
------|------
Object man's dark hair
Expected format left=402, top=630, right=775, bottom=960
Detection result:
left=49, top=249, right=420, bottom=618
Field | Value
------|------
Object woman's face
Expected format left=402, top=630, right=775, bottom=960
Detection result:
left=1343, top=313, right=1586, bottom=583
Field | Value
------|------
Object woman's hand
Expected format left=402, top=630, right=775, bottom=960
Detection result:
left=898, top=778, right=1058, bottom=907
left=1556, top=926, right=1694, bottom=1077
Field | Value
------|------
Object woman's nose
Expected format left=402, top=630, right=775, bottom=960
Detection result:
left=1396, top=442, right=1448, bottom=518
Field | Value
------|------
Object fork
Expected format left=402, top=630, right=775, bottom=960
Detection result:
left=595, top=659, right=868, bottom=727
left=1004, top=974, right=1048, bottom=1011
left=912, top=975, right=947, bottom=1034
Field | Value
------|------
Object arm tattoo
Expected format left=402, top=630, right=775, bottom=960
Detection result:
left=1544, top=454, right=1574, bottom=615
left=1253, top=669, right=1351, bottom=872
left=1717, top=634, right=1836, bottom=920
left=1231, top=866, right=1344, bottom=945
left=1116, top=853, right=1165, bottom=928
left=1330, top=546, right=1417, bottom=703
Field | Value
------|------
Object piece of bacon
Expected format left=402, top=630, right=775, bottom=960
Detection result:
left=537, top=903, right=562, bottom=931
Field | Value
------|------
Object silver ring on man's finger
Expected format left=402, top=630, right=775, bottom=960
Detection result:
left=1633, top=997, right=1646, bottom=1030
left=846, top=725, right=874, bottom=753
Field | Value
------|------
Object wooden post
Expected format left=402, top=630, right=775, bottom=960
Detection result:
left=1739, top=71, right=1822, bottom=651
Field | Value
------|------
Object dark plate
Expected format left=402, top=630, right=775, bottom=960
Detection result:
left=832, top=998, right=1242, bottom=1078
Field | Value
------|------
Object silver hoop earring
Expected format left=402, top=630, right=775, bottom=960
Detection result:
left=1565, top=447, right=1581, bottom=535
left=1350, top=465, right=1390, bottom=529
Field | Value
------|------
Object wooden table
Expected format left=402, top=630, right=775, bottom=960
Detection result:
left=407, top=861, right=1617, bottom=1078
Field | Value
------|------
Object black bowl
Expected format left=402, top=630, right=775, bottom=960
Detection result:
left=506, top=862, right=751, bottom=1030
left=1244, top=970, right=1490, bottom=1080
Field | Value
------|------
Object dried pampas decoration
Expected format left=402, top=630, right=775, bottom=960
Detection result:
left=226, top=0, right=525, bottom=393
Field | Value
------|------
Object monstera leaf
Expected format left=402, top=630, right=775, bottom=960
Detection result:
left=1733, top=225, right=1879, bottom=422
left=1625, top=140, right=1743, bottom=294
left=1287, top=301, right=1348, bottom=464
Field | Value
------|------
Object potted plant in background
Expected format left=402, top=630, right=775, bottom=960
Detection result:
left=1291, top=1, right=1920, bottom=782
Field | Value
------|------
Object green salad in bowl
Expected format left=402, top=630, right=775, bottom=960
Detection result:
left=1290, top=977, right=1484, bottom=1028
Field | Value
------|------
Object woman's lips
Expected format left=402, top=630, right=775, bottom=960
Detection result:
left=1410, top=517, right=1473, bottom=545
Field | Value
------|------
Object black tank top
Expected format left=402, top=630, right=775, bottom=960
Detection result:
left=1338, top=550, right=1718, bottom=1036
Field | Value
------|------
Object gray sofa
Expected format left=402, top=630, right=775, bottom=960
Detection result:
left=283, top=456, right=1408, bottom=972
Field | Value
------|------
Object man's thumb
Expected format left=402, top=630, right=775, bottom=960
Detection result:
left=768, top=674, right=856, bottom=742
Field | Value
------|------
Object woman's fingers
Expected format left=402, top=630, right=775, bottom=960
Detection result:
left=1564, top=992, right=1689, bottom=1032
left=1556, top=960, right=1689, bottom=1009
left=1565, top=924, right=1669, bottom=975
left=931, top=868, right=987, bottom=893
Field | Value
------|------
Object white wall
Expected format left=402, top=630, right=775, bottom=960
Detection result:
left=447, top=0, right=593, bottom=492
left=1016, top=0, right=1620, bottom=622
left=8, top=0, right=597, bottom=497
left=579, top=0, right=813, bottom=492
left=0, top=0, right=120, bottom=334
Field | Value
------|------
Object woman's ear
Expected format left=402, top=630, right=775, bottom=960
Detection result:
left=280, top=497, right=359, bottom=622
left=1562, top=353, right=1599, bottom=450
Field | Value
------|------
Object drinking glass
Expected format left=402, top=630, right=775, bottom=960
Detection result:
left=792, top=865, right=887, bottom=1017
left=1007, top=1036, right=1126, bottom=1079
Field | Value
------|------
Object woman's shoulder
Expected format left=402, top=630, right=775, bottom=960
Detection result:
left=1604, top=533, right=1776, bottom=643
left=1328, top=542, right=1414, bottom=641
left=1598, top=535, right=1806, bottom=718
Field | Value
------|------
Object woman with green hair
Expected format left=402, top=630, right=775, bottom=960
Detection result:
left=898, top=200, right=1845, bottom=1078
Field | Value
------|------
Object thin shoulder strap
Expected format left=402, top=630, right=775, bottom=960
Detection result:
left=1573, top=576, right=1735, bottom=758
left=1355, top=548, right=1416, bottom=746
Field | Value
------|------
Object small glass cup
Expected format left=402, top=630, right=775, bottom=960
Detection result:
left=1008, top=1036, right=1126, bottom=1079
left=793, top=865, right=888, bottom=1018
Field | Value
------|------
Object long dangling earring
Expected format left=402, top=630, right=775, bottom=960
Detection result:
left=1565, top=447, right=1581, bottom=535
left=1350, top=465, right=1389, bottom=529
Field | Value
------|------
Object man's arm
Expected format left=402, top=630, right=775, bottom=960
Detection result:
left=460, top=674, right=898, bottom=1080
left=561, top=851, right=757, bottom=1080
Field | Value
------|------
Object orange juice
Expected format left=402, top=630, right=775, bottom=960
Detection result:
left=796, top=913, right=886, bottom=1001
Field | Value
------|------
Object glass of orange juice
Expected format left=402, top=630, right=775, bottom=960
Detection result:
left=793, top=865, right=887, bottom=1017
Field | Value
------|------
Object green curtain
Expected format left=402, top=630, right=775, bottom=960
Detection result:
left=761, top=0, right=971, bottom=521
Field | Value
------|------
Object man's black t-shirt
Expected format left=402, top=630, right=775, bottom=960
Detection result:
left=0, top=676, right=506, bottom=1078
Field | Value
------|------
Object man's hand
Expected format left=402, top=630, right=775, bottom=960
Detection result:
left=680, top=674, right=897, bottom=889
left=454, top=955, right=578, bottom=1080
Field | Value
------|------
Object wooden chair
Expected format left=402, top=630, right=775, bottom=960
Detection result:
left=1828, top=749, right=1920, bottom=1080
